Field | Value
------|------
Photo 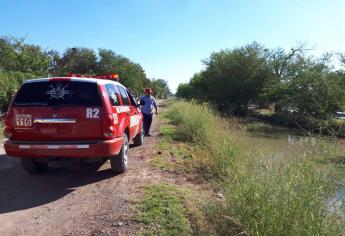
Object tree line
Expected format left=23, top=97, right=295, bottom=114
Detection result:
left=176, top=42, right=345, bottom=121
left=0, top=36, right=170, bottom=111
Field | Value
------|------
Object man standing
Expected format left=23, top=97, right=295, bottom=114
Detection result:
left=140, top=88, right=158, bottom=136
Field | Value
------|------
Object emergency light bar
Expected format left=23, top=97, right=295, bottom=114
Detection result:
left=67, top=73, right=119, bottom=81
left=95, top=74, right=119, bottom=80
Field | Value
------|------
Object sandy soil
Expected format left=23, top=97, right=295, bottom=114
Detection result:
left=0, top=107, right=163, bottom=236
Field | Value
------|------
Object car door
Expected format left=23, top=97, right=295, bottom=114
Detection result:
left=117, top=86, right=139, bottom=140
left=126, top=89, right=142, bottom=137
left=104, top=83, right=122, bottom=137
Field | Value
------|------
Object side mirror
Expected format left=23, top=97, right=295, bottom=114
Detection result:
left=138, top=100, right=145, bottom=106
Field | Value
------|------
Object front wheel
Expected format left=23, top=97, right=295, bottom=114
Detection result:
left=110, top=133, right=129, bottom=173
left=21, top=158, right=48, bottom=174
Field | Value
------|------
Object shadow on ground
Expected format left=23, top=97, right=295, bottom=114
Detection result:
left=0, top=155, right=116, bottom=214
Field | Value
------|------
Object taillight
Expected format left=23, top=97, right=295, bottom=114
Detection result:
left=102, top=115, right=114, bottom=139
left=3, top=112, right=14, bottom=138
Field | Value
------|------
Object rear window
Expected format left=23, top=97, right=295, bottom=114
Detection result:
left=13, top=81, right=101, bottom=107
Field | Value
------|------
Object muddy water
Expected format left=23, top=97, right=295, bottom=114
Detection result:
left=243, top=120, right=345, bottom=216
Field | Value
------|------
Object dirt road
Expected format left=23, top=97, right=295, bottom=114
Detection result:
left=0, top=109, right=162, bottom=235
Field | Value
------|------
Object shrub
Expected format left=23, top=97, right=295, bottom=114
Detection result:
left=0, top=71, right=36, bottom=111
left=166, top=101, right=236, bottom=181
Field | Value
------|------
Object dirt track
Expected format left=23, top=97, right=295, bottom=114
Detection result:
left=0, top=108, right=162, bottom=236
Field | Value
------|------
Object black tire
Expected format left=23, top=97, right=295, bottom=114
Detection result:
left=133, top=126, right=144, bottom=147
left=110, top=133, right=129, bottom=173
left=21, top=158, right=48, bottom=174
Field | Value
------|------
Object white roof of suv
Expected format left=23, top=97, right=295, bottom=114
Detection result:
left=25, top=77, right=125, bottom=87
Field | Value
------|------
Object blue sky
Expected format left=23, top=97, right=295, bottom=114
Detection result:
left=1, top=0, right=345, bottom=92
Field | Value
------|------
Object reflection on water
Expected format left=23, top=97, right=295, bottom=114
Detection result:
left=327, top=189, right=345, bottom=218
left=246, top=120, right=318, bottom=146
left=287, top=135, right=317, bottom=146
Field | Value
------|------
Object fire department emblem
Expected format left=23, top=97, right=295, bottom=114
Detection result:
left=46, top=84, right=72, bottom=100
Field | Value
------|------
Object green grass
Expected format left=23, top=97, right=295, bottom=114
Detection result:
left=149, top=120, right=196, bottom=175
left=136, top=184, right=191, bottom=236
left=164, top=101, right=237, bottom=182
left=135, top=183, right=212, bottom=236
left=161, top=100, right=344, bottom=236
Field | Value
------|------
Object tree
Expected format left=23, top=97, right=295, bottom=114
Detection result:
left=176, top=83, right=192, bottom=99
left=150, top=79, right=170, bottom=98
left=339, top=53, right=345, bottom=67
left=268, top=55, right=345, bottom=119
left=47, top=50, right=61, bottom=76
left=261, top=45, right=311, bottom=109
left=57, top=47, right=97, bottom=75
left=177, top=42, right=272, bottom=114
left=0, top=71, right=36, bottom=111
left=0, top=35, right=166, bottom=112
left=97, top=48, right=147, bottom=94
left=262, top=46, right=345, bottom=119
left=291, top=71, right=345, bottom=119
left=177, top=42, right=345, bottom=119
left=0, top=36, right=51, bottom=76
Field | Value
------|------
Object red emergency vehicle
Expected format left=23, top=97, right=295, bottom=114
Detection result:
left=3, top=74, right=144, bottom=174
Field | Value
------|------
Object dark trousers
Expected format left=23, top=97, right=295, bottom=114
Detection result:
left=143, top=113, right=153, bottom=135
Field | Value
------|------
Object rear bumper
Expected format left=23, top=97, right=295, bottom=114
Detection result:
left=4, top=138, right=123, bottom=158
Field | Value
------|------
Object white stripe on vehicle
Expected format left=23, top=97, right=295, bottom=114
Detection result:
left=76, top=145, right=89, bottom=149
left=115, top=106, right=130, bottom=113
left=18, top=144, right=90, bottom=149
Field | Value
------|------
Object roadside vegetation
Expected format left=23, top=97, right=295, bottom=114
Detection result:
left=176, top=42, right=345, bottom=136
left=0, top=36, right=170, bottom=112
left=136, top=184, right=191, bottom=235
left=135, top=183, right=213, bottom=236
left=145, top=100, right=344, bottom=235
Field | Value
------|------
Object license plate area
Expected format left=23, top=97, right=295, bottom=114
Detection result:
left=15, top=114, right=33, bottom=129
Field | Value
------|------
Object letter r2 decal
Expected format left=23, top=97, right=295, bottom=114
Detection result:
left=86, top=108, right=100, bottom=118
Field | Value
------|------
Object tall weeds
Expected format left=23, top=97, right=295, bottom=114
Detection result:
left=166, top=100, right=344, bottom=235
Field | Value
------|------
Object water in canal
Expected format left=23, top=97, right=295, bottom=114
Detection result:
left=237, top=119, right=345, bottom=217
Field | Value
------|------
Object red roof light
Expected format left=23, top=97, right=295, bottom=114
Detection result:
left=66, top=73, right=87, bottom=77
left=94, top=74, right=119, bottom=80
left=66, top=73, right=119, bottom=81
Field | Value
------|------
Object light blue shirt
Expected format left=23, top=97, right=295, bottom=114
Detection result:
left=140, top=95, right=157, bottom=115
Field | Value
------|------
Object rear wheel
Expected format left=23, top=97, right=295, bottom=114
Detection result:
left=133, top=126, right=144, bottom=146
left=21, top=158, right=48, bottom=174
left=110, top=133, right=129, bottom=173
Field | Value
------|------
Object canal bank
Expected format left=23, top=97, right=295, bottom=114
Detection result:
left=164, top=100, right=345, bottom=235
left=252, top=111, right=345, bottom=138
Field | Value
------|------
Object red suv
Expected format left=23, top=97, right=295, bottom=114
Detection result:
left=3, top=74, right=144, bottom=174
